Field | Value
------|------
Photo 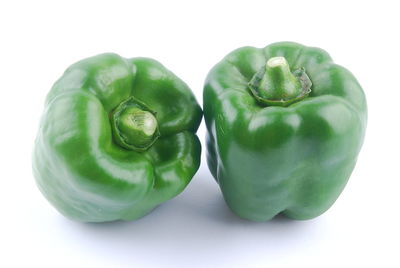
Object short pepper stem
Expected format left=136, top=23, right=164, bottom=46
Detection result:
left=248, top=56, right=312, bottom=107
left=111, top=97, right=160, bottom=151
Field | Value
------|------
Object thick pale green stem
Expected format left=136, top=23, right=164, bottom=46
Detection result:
left=248, top=56, right=312, bottom=107
left=111, top=97, right=160, bottom=151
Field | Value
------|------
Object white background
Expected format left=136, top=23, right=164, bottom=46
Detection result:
left=1, top=1, right=399, bottom=267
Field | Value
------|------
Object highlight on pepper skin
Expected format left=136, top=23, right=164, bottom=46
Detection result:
left=33, top=54, right=202, bottom=222
left=203, top=42, right=367, bottom=221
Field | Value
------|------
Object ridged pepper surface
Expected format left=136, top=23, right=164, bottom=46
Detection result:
left=33, top=54, right=202, bottom=222
left=204, top=42, right=367, bottom=221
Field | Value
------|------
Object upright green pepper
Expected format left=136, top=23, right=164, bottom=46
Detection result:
left=204, top=42, right=367, bottom=221
left=33, top=54, right=202, bottom=222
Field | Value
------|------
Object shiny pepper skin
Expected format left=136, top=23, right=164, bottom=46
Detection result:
left=33, top=54, right=202, bottom=222
left=203, top=42, right=367, bottom=221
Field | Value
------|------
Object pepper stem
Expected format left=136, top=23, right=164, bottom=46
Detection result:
left=111, top=97, right=160, bottom=151
left=248, top=56, right=312, bottom=107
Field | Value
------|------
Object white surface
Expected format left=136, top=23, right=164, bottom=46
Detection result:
left=1, top=1, right=399, bottom=267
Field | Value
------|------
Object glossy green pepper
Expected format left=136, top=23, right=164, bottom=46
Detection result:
left=33, top=54, right=202, bottom=222
left=204, top=42, right=367, bottom=221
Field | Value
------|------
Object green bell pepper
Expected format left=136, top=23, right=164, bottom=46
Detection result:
left=33, top=53, right=202, bottom=222
left=204, top=42, right=367, bottom=221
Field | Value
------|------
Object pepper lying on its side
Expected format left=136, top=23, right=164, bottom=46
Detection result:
left=33, top=54, right=202, bottom=222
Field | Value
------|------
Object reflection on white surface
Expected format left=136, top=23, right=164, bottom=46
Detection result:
left=45, top=164, right=326, bottom=268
